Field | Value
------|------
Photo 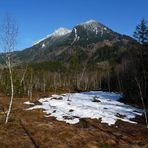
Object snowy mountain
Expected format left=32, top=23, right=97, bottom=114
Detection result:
left=32, top=19, right=116, bottom=47
left=69, top=19, right=117, bottom=45
left=33, top=27, right=72, bottom=46
left=12, top=19, right=134, bottom=63
left=50, top=27, right=72, bottom=37
left=79, top=19, right=108, bottom=34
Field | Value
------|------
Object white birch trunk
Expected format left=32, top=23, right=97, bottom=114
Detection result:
left=5, top=60, right=14, bottom=124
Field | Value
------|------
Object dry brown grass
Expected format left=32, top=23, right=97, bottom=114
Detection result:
left=0, top=93, right=148, bottom=148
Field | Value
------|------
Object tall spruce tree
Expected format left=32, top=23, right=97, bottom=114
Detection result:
left=133, top=19, right=148, bottom=129
left=134, top=19, right=148, bottom=45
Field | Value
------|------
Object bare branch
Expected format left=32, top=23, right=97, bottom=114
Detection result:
left=0, top=14, right=18, bottom=124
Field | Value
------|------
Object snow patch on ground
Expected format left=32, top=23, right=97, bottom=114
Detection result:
left=24, top=91, right=143, bottom=126
left=24, top=101, right=34, bottom=105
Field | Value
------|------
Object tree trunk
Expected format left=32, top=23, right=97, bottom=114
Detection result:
left=117, top=72, right=122, bottom=92
left=107, top=71, right=110, bottom=92
left=135, top=77, right=148, bottom=129
left=20, top=65, right=28, bottom=85
left=5, top=60, right=14, bottom=124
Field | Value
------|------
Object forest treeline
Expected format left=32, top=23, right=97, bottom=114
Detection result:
left=0, top=19, right=147, bottom=106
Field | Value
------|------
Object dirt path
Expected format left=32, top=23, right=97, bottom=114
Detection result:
left=19, top=119, right=39, bottom=148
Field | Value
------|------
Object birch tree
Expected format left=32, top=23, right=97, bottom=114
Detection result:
left=0, top=14, right=18, bottom=124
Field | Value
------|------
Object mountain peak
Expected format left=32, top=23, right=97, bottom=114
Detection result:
left=49, top=27, right=72, bottom=37
left=77, top=19, right=103, bottom=30
left=33, top=28, right=72, bottom=45
left=82, top=19, right=97, bottom=24
left=79, top=19, right=98, bottom=26
left=73, top=19, right=108, bottom=36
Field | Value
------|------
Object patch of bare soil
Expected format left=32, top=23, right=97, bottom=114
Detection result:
left=0, top=95, right=148, bottom=148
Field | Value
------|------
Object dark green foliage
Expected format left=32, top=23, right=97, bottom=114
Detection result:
left=29, top=61, right=65, bottom=72
left=134, top=19, right=148, bottom=45
left=93, top=46, right=118, bottom=62
left=0, top=19, right=147, bottom=107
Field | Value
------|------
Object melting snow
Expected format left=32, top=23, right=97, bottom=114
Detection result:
left=24, top=101, right=34, bottom=105
left=74, top=28, right=78, bottom=41
left=24, top=91, right=143, bottom=126
left=72, top=28, right=80, bottom=44
left=95, top=27, right=98, bottom=35
left=42, top=43, right=45, bottom=48
left=101, top=28, right=104, bottom=37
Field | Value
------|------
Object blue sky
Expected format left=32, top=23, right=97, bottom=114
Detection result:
left=0, top=0, right=148, bottom=50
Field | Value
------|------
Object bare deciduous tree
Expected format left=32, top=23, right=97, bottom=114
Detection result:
left=0, top=14, right=18, bottom=124
left=135, top=76, right=148, bottom=129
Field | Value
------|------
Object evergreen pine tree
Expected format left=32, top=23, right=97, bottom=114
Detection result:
left=133, top=19, right=148, bottom=45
